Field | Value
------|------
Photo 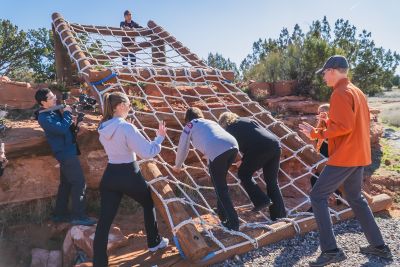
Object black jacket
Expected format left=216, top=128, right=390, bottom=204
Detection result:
left=120, top=21, right=142, bottom=46
left=225, top=117, right=280, bottom=156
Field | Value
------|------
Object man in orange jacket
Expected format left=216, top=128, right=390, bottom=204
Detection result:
left=300, top=55, right=392, bottom=266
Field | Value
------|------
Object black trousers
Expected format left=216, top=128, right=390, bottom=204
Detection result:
left=93, top=162, right=160, bottom=267
left=54, top=156, right=86, bottom=219
left=122, top=53, right=136, bottom=65
left=209, top=148, right=239, bottom=231
left=238, top=148, right=286, bottom=220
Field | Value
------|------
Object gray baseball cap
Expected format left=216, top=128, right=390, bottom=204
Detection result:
left=316, top=55, right=349, bottom=74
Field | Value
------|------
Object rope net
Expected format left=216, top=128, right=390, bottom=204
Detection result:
left=53, top=17, right=353, bottom=260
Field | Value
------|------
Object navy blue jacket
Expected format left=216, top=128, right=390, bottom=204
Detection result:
left=38, top=110, right=78, bottom=162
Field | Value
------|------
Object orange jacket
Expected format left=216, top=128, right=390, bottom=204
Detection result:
left=310, top=78, right=371, bottom=167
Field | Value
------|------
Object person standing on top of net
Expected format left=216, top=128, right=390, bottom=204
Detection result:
left=299, top=55, right=393, bottom=266
left=218, top=112, right=286, bottom=220
left=120, top=10, right=142, bottom=66
left=173, top=107, right=240, bottom=231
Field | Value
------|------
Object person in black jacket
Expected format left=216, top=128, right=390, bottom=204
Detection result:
left=120, top=10, right=142, bottom=66
left=219, top=112, right=286, bottom=220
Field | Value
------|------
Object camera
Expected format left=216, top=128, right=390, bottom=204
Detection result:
left=78, top=94, right=97, bottom=111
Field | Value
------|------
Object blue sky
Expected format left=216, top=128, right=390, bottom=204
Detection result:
left=1, top=0, right=399, bottom=73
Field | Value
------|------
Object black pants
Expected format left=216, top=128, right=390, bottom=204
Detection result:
left=238, top=148, right=286, bottom=221
left=122, top=53, right=136, bottom=65
left=54, top=156, right=86, bottom=219
left=93, top=162, right=160, bottom=267
left=209, top=148, right=239, bottom=231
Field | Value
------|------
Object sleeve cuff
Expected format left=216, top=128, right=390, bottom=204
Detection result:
left=310, top=129, right=324, bottom=139
left=155, top=135, right=164, bottom=144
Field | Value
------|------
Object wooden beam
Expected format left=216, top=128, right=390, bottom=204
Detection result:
left=69, top=23, right=154, bottom=37
left=52, top=24, right=73, bottom=85
left=52, top=13, right=93, bottom=80
left=91, top=43, right=153, bottom=61
left=140, top=161, right=210, bottom=262
left=151, top=36, right=166, bottom=66
left=117, top=67, right=234, bottom=83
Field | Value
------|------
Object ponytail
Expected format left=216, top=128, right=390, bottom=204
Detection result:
left=99, top=92, right=129, bottom=126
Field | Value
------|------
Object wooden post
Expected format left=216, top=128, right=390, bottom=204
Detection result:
left=140, top=161, right=210, bottom=262
left=52, top=24, right=73, bottom=86
left=151, top=36, right=166, bottom=66
left=52, top=13, right=92, bottom=80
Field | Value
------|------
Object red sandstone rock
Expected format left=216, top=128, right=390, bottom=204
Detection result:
left=63, top=225, right=128, bottom=266
left=248, top=82, right=271, bottom=100
left=273, top=80, right=297, bottom=97
left=264, top=96, right=321, bottom=114
left=30, top=248, right=62, bottom=267
left=0, top=80, right=36, bottom=109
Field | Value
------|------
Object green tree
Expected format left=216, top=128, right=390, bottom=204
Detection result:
left=391, top=74, right=400, bottom=87
left=242, top=17, right=400, bottom=100
left=27, top=28, right=55, bottom=82
left=0, top=20, right=30, bottom=76
left=206, top=52, right=240, bottom=80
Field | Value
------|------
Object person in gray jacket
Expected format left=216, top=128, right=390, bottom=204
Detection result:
left=173, top=107, right=240, bottom=231
left=93, top=92, right=168, bottom=267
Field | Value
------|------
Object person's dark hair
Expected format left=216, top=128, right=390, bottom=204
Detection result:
left=35, top=88, right=51, bottom=106
left=184, top=107, right=204, bottom=123
left=100, top=92, right=129, bottom=124
left=124, top=10, right=131, bottom=16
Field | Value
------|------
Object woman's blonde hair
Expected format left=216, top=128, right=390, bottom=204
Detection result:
left=100, top=92, right=129, bottom=124
left=218, top=111, right=239, bottom=129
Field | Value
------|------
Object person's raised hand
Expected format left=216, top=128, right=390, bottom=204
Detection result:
left=299, top=122, right=315, bottom=140
left=157, top=120, right=167, bottom=137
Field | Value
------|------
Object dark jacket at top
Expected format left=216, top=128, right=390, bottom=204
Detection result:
left=38, top=110, right=78, bottom=162
left=225, top=117, right=280, bottom=156
left=120, top=21, right=142, bottom=46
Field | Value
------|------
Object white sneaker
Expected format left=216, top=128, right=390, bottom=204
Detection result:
left=149, top=237, right=169, bottom=252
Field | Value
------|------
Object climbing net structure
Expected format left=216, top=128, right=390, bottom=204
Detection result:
left=51, top=13, right=390, bottom=264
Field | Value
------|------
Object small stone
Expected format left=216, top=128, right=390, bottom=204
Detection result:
left=384, top=159, right=391, bottom=166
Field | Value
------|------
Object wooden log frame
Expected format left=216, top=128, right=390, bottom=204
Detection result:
left=69, top=23, right=154, bottom=38
left=52, top=24, right=74, bottom=86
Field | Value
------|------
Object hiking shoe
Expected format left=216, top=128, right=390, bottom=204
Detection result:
left=50, top=214, right=71, bottom=223
left=149, top=237, right=169, bottom=252
left=360, top=244, right=393, bottom=260
left=309, top=248, right=346, bottom=267
left=71, top=216, right=96, bottom=226
left=252, top=199, right=273, bottom=212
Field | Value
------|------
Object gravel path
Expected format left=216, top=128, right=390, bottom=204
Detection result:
left=212, top=213, right=399, bottom=267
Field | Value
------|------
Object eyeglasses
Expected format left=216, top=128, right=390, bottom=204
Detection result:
left=47, top=94, right=57, bottom=100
